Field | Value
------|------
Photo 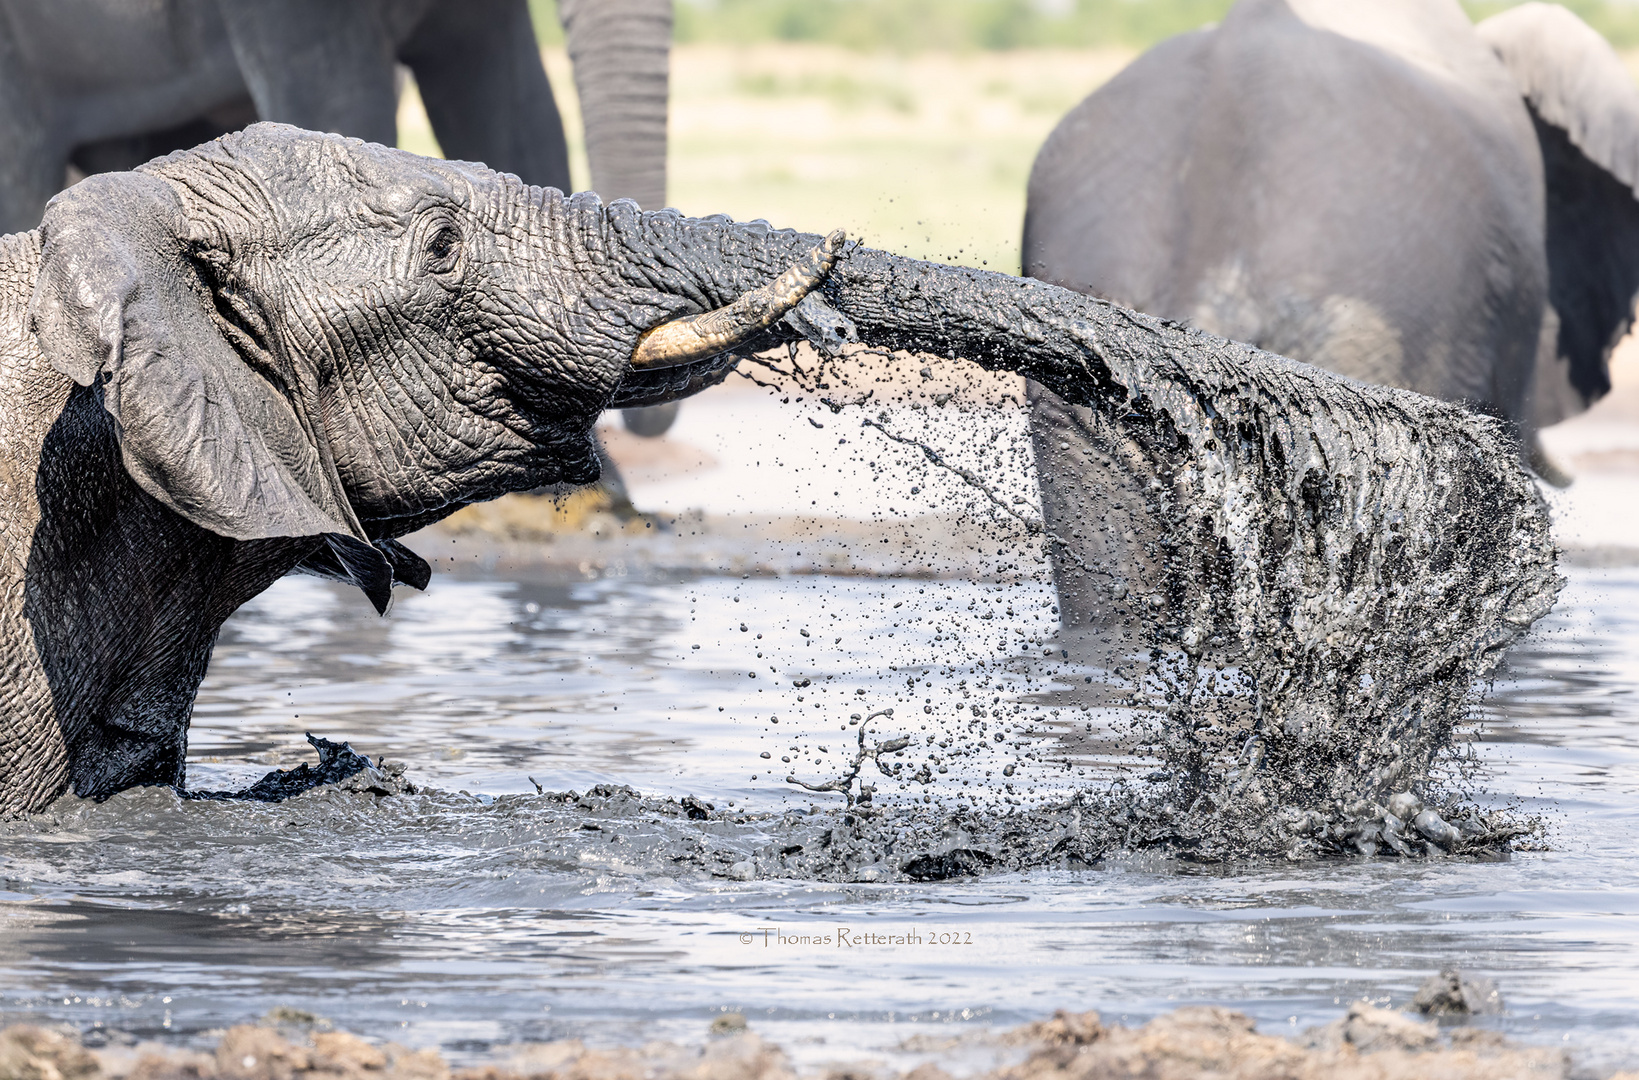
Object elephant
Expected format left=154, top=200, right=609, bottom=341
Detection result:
left=0, top=0, right=680, bottom=464
left=0, top=122, right=785, bottom=816
left=0, top=124, right=1553, bottom=818
left=0, top=0, right=672, bottom=230
left=1021, top=0, right=1639, bottom=653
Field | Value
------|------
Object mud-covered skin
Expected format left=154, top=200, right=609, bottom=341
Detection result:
left=802, top=248, right=1559, bottom=840
left=0, top=124, right=1555, bottom=820
left=501, top=211, right=1559, bottom=846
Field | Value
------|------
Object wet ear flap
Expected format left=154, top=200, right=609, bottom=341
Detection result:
left=28, top=171, right=401, bottom=613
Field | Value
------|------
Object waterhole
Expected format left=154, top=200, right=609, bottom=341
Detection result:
left=1, top=565, right=1635, bottom=1073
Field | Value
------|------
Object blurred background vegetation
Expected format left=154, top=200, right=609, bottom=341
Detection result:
left=528, top=0, right=1639, bottom=51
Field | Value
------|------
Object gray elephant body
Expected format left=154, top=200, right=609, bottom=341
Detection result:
left=1024, top=0, right=1639, bottom=649
left=0, top=249, right=305, bottom=810
left=0, top=0, right=672, bottom=232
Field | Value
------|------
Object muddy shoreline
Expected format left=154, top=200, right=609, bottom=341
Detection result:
left=414, top=507, right=1046, bottom=585
left=0, top=995, right=1600, bottom=1080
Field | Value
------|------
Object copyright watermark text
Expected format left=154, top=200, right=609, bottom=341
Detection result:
left=738, top=926, right=973, bottom=947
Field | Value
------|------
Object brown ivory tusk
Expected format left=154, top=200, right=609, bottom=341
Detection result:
left=630, top=229, right=848, bottom=369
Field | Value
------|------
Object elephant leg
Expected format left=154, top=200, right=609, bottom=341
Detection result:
left=579, top=435, right=647, bottom=522
left=399, top=0, right=571, bottom=193
left=592, top=436, right=636, bottom=514
left=622, top=402, right=680, bottom=438
left=559, top=0, right=683, bottom=473
left=1028, top=379, right=1167, bottom=670
left=529, top=434, right=645, bottom=525
left=214, top=0, right=397, bottom=144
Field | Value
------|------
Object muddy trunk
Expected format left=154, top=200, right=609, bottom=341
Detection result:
left=826, top=249, right=1557, bottom=844
left=816, top=246, right=1558, bottom=815
left=613, top=226, right=1560, bottom=843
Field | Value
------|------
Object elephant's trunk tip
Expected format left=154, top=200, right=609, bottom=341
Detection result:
left=630, top=229, right=848, bottom=369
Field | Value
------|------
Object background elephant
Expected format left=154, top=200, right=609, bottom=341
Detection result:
left=0, top=0, right=679, bottom=469
left=1022, top=0, right=1639, bottom=654
left=0, top=0, right=672, bottom=228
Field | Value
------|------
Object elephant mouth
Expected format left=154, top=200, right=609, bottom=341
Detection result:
left=608, top=350, right=745, bottom=410
left=628, top=230, right=848, bottom=370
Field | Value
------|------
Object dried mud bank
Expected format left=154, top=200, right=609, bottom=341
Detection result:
left=0, top=999, right=1614, bottom=1080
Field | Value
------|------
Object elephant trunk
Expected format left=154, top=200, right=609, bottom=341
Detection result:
left=821, top=248, right=1126, bottom=407
left=610, top=211, right=1124, bottom=407
left=561, top=0, right=671, bottom=209
left=619, top=209, right=1558, bottom=812
left=630, top=230, right=846, bottom=368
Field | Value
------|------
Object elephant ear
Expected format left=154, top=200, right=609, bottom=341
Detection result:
left=1479, top=2, right=1639, bottom=426
left=27, top=170, right=400, bottom=614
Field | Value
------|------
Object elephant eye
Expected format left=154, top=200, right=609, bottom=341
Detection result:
left=424, top=223, right=461, bottom=272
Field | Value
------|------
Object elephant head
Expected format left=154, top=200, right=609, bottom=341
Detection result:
left=26, top=123, right=835, bottom=613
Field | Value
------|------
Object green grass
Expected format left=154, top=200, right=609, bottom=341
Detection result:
left=671, top=0, right=1234, bottom=50
left=530, top=0, right=1639, bottom=52
left=1465, top=1, right=1639, bottom=46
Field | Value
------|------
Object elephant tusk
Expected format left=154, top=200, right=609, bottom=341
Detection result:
left=630, top=229, right=847, bottom=369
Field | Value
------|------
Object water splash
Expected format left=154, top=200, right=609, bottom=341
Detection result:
left=737, top=273, right=1563, bottom=859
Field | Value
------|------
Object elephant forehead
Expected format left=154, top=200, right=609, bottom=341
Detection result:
left=146, top=123, right=487, bottom=262
left=283, top=155, right=474, bottom=231
left=215, top=123, right=479, bottom=222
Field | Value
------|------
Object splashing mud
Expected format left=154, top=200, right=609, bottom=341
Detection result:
left=6, top=565, right=1637, bottom=1067
left=183, top=735, right=408, bottom=803
left=152, top=291, right=1560, bottom=865
left=0, top=766, right=1534, bottom=890
left=737, top=241, right=1565, bottom=859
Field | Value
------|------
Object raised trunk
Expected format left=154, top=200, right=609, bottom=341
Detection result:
left=560, top=0, right=671, bottom=209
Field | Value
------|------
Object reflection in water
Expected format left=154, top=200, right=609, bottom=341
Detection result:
left=0, top=567, right=1636, bottom=1074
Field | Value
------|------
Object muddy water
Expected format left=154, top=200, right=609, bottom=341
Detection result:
left=0, top=562, right=1635, bottom=1074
